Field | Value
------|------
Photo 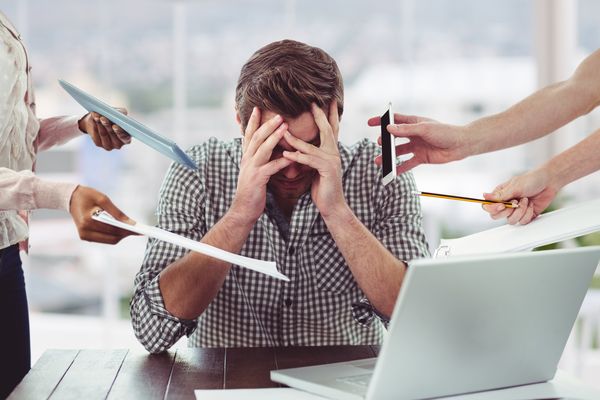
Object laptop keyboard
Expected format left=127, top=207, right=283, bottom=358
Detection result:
left=336, top=373, right=372, bottom=388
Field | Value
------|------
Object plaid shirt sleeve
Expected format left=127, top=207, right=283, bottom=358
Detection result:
left=353, top=168, right=430, bottom=327
left=130, top=147, right=208, bottom=353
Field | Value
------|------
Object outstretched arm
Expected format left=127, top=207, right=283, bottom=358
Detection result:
left=369, top=49, right=600, bottom=174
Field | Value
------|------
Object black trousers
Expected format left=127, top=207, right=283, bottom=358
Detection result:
left=0, top=244, right=30, bottom=399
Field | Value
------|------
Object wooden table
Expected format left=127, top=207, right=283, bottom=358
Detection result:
left=9, top=346, right=380, bottom=399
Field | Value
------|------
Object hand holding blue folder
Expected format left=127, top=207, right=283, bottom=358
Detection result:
left=59, top=79, right=198, bottom=170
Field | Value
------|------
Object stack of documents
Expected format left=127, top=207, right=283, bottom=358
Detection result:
left=435, top=198, right=600, bottom=258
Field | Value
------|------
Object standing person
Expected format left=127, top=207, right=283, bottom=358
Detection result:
left=369, top=49, right=600, bottom=225
left=1, top=11, right=135, bottom=397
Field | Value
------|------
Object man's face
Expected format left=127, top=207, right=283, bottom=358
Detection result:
left=261, top=110, right=320, bottom=200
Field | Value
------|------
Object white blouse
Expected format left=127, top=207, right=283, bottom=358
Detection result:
left=0, top=11, right=81, bottom=250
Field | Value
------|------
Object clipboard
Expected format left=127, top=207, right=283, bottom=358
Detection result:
left=59, top=79, right=198, bottom=170
left=92, top=210, right=289, bottom=282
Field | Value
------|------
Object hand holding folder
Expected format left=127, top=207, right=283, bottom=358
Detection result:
left=59, top=80, right=198, bottom=170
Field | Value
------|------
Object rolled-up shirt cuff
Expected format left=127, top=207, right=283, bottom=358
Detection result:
left=33, top=178, right=78, bottom=211
left=352, top=297, right=390, bottom=328
left=146, top=274, right=197, bottom=334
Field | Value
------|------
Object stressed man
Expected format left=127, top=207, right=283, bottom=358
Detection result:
left=131, top=39, right=429, bottom=353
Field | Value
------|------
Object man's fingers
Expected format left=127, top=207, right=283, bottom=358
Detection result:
left=328, top=100, right=339, bottom=140
left=243, top=107, right=261, bottom=152
left=283, top=150, right=319, bottom=169
left=253, top=123, right=287, bottom=164
left=283, top=131, right=318, bottom=155
left=246, top=113, right=282, bottom=157
left=311, top=103, right=335, bottom=148
left=261, top=157, right=293, bottom=176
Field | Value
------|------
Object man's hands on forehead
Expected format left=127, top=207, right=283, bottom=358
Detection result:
left=230, top=107, right=293, bottom=224
left=231, top=101, right=345, bottom=223
left=281, top=101, right=346, bottom=218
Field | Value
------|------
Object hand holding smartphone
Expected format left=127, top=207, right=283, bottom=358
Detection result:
left=381, top=103, right=396, bottom=185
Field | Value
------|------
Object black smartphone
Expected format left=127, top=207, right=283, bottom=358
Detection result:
left=381, top=103, right=396, bottom=185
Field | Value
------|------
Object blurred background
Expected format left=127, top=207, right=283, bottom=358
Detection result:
left=2, top=0, right=600, bottom=387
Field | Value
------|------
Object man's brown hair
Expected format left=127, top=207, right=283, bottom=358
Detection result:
left=235, top=39, right=344, bottom=130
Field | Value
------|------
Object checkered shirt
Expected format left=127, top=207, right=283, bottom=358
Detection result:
left=131, top=137, right=429, bottom=353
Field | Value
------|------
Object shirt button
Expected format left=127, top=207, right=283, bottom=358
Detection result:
left=288, top=246, right=295, bottom=256
left=285, top=298, right=293, bottom=308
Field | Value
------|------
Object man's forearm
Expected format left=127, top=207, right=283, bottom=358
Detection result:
left=322, top=204, right=406, bottom=318
left=159, top=210, right=255, bottom=319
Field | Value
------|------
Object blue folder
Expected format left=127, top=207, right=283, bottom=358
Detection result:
left=59, top=79, right=198, bottom=170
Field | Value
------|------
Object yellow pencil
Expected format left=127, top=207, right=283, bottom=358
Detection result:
left=412, top=190, right=518, bottom=208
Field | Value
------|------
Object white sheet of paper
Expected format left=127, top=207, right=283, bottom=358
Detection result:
left=435, top=198, right=600, bottom=258
left=92, top=211, right=289, bottom=281
left=194, top=388, right=325, bottom=400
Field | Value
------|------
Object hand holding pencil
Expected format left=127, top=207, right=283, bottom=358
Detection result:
left=481, top=168, right=559, bottom=225
left=414, top=167, right=559, bottom=226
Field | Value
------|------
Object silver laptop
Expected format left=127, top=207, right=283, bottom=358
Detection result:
left=271, top=246, right=600, bottom=400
